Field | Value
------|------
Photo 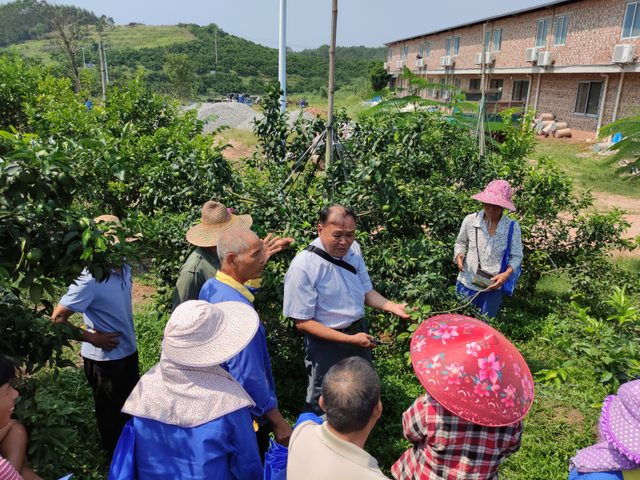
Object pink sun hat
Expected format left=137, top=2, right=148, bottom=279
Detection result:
left=410, top=314, right=534, bottom=427
left=470, top=180, right=516, bottom=211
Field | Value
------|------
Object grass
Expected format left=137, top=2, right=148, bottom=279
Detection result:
left=13, top=25, right=193, bottom=64
left=217, top=127, right=260, bottom=150
left=533, top=139, right=640, bottom=201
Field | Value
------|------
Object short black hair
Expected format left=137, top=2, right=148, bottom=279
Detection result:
left=0, top=355, right=15, bottom=387
left=318, top=205, right=357, bottom=226
left=321, top=357, right=380, bottom=434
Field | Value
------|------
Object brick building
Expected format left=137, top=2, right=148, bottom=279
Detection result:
left=384, top=0, right=640, bottom=138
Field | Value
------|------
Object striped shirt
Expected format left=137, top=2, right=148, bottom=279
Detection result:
left=0, top=457, right=22, bottom=480
left=283, top=237, right=373, bottom=329
left=392, top=394, right=522, bottom=480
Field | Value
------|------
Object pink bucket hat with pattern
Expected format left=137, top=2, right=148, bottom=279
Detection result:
left=471, top=180, right=516, bottom=211
left=162, top=300, right=259, bottom=367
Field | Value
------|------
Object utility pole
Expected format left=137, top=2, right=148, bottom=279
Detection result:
left=104, top=44, right=110, bottom=84
left=82, top=47, right=86, bottom=68
left=325, top=0, right=338, bottom=171
left=215, top=28, right=218, bottom=68
left=479, top=22, right=487, bottom=158
left=99, top=40, right=107, bottom=103
left=278, top=0, right=287, bottom=113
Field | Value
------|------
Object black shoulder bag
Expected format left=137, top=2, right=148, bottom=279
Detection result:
left=304, top=245, right=356, bottom=275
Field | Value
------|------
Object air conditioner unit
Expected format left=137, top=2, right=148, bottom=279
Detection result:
left=538, top=51, right=553, bottom=66
left=396, top=60, right=404, bottom=68
left=429, top=89, right=439, bottom=98
left=440, top=56, right=453, bottom=67
left=442, top=90, right=451, bottom=100
left=526, top=47, right=539, bottom=63
left=475, top=52, right=495, bottom=65
left=383, top=62, right=388, bottom=70
left=612, top=44, right=636, bottom=64
left=415, top=59, right=425, bottom=68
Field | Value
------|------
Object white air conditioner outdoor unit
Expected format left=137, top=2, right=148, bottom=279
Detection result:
left=526, top=47, right=539, bottom=63
left=475, top=52, right=494, bottom=65
left=383, top=62, right=388, bottom=70
left=396, top=60, right=404, bottom=68
left=442, top=90, right=451, bottom=100
left=612, top=44, right=636, bottom=64
left=537, top=51, right=553, bottom=67
left=415, top=59, right=425, bottom=68
left=440, top=56, right=453, bottom=67
left=429, top=89, right=439, bottom=98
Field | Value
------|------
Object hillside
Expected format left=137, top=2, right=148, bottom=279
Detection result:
left=297, top=44, right=387, bottom=61
left=11, top=22, right=376, bottom=97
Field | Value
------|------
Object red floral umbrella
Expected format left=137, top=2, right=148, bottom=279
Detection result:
left=410, top=314, right=534, bottom=427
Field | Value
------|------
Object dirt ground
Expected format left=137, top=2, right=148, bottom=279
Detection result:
left=220, top=139, right=254, bottom=162
left=592, top=192, right=640, bottom=240
left=131, top=283, right=156, bottom=311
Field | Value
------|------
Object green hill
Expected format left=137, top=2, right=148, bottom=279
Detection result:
left=297, top=44, right=387, bottom=61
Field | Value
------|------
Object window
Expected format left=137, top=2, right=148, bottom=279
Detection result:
left=469, top=79, right=481, bottom=90
left=404, top=45, right=409, bottom=61
left=454, top=36, right=461, bottom=55
left=419, top=42, right=424, bottom=57
left=454, top=78, right=461, bottom=89
left=574, top=81, right=603, bottom=116
left=490, top=79, right=503, bottom=100
left=484, top=29, right=492, bottom=53
left=493, top=28, right=502, bottom=52
left=554, top=16, right=569, bottom=45
left=536, top=19, right=548, bottom=47
left=445, top=37, right=452, bottom=56
left=622, top=2, right=640, bottom=39
left=428, top=77, right=434, bottom=84
left=389, top=48, right=393, bottom=61
left=426, top=41, right=431, bottom=58
left=512, top=79, right=530, bottom=102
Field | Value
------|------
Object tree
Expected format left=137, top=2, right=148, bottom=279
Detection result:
left=368, top=60, right=390, bottom=92
left=164, top=53, right=194, bottom=104
left=599, top=113, right=640, bottom=178
left=49, top=7, right=83, bottom=92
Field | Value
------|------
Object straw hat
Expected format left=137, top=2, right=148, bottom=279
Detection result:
left=470, top=180, right=516, bottom=211
left=410, top=314, right=534, bottom=427
left=162, top=300, right=259, bottom=367
left=94, top=215, right=141, bottom=244
left=186, top=202, right=253, bottom=247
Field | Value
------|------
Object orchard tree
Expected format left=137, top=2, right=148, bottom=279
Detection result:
left=368, top=60, right=390, bottom=92
left=164, top=53, right=194, bottom=104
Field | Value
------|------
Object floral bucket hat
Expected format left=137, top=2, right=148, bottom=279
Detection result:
left=410, top=314, right=534, bottom=427
left=470, top=180, right=516, bottom=212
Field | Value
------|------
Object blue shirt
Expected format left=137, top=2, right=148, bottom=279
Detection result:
left=282, top=237, right=373, bottom=329
left=59, top=265, right=137, bottom=362
left=199, top=279, right=278, bottom=419
left=108, top=411, right=263, bottom=480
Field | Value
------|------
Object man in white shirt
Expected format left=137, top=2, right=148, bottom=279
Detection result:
left=287, top=356, right=388, bottom=480
left=283, top=205, right=410, bottom=415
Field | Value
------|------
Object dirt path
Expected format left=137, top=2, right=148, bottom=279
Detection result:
left=132, top=283, right=156, bottom=312
left=592, top=192, right=640, bottom=240
left=219, top=139, right=254, bottom=162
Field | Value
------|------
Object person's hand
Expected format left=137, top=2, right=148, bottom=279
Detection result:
left=272, top=416, right=293, bottom=447
left=275, top=237, right=296, bottom=250
left=350, top=332, right=377, bottom=350
left=88, top=331, right=120, bottom=351
left=456, top=254, right=465, bottom=272
left=489, top=269, right=512, bottom=290
left=386, top=302, right=412, bottom=320
left=263, top=233, right=283, bottom=259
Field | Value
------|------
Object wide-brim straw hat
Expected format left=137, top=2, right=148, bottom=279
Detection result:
left=470, top=180, right=516, bottom=211
left=162, top=300, right=259, bottom=367
left=186, top=202, right=253, bottom=247
left=410, top=314, right=534, bottom=427
left=94, top=215, right=141, bottom=244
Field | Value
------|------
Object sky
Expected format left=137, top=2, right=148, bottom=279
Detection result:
left=9, top=0, right=549, bottom=49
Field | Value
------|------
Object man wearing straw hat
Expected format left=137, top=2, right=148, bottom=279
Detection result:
left=51, top=215, right=140, bottom=457
left=172, top=201, right=293, bottom=312
left=108, top=300, right=264, bottom=480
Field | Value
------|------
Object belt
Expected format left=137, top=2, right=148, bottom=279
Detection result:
left=335, top=319, right=363, bottom=333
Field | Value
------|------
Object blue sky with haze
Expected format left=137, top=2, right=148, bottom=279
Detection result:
left=5, top=0, right=548, bottom=49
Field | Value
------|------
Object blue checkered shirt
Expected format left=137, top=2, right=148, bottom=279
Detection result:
left=283, top=237, right=373, bottom=329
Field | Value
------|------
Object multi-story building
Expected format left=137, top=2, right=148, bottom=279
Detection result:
left=384, top=0, right=640, bottom=138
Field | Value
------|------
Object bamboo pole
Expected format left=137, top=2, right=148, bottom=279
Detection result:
left=325, top=0, right=338, bottom=171
left=98, top=40, right=107, bottom=103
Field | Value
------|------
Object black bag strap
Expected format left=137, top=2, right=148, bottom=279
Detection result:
left=305, top=245, right=357, bottom=275
left=475, top=213, right=484, bottom=272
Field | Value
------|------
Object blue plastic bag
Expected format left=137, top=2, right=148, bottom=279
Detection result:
left=500, top=220, right=522, bottom=296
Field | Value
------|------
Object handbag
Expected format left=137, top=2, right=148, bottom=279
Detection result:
left=472, top=226, right=496, bottom=289
left=500, top=220, right=522, bottom=296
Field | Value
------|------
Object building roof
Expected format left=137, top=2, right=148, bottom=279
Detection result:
left=384, top=0, right=582, bottom=45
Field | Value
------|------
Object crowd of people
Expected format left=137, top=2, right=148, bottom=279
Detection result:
left=1, top=180, right=638, bottom=480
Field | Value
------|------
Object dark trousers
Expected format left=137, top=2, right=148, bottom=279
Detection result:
left=303, top=319, right=372, bottom=416
left=255, top=422, right=272, bottom=464
left=83, top=351, right=140, bottom=457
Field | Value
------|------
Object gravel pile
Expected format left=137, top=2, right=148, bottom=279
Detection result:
left=184, top=102, right=316, bottom=133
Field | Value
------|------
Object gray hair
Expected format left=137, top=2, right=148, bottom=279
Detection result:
left=217, top=228, right=259, bottom=265
left=321, top=356, right=380, bottom=434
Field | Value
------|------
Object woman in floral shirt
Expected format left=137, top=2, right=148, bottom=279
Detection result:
left=454, top=180, right=523, bottom=318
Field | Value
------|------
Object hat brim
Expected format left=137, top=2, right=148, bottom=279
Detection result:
left=162, top=301, right=259, bottom=367
left=470, top=193, right=516, bottom=211
left=602, top=392, right=640, bottom=464
left=186, top=214, right=253, bottom=247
